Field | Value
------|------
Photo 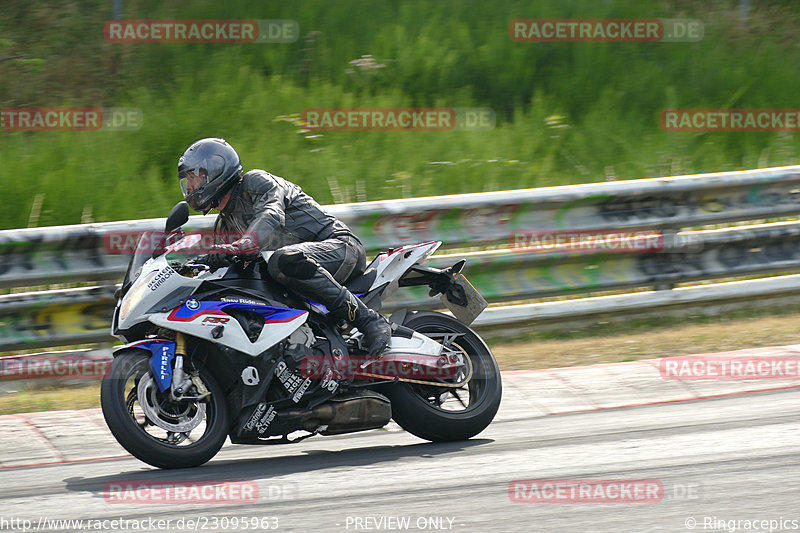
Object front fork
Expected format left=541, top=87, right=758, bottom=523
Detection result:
left=169, top=332, right=210, bottom=401
left=171, top=333, right=190, bottom=398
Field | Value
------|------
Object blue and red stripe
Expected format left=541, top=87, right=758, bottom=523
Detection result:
left=166, top=300, right=306, bottom=324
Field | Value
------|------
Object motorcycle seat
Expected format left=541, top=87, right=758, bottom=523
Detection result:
left=344, top=267, right=378, bottom=293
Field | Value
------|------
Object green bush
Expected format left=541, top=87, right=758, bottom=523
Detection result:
left=2, top=0, right=800, bottom=228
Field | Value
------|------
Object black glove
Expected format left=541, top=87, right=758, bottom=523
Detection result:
left=195, top=236, right=259, bottom=270
left=194, top=250, right=231, bottom=270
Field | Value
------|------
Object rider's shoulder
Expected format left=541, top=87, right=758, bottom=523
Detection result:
left=241, top=170, right=304, bottom=198
left=242, top=168, right=280, bottom=182
left=240, top=169, right=291, bottom=190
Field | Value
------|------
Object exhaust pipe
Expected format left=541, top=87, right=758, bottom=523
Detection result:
left=285, top=390, right=392, bottom=435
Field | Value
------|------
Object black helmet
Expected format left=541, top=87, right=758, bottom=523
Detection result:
left=178, top=138, right=243, bottom=214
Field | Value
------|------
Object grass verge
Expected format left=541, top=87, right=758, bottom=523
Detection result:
left=0, top=383, right=100, bottom=416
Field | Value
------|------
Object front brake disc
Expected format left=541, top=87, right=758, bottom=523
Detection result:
left=137, top=373, right=207, bottom=433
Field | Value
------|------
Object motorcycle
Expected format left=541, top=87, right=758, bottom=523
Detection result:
left=101, top=201, right=502, bottom=468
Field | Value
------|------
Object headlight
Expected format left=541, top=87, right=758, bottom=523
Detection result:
left=119, top=270, right=159, bottom=322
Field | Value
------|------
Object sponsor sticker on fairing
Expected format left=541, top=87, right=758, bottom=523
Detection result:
left=292, top=378, right=311, bottom=402
left=254, top=406, right=277, bottom=433
left=243, top=402, right=267, bottom=432
left=147, top=265, right=175, bottom=291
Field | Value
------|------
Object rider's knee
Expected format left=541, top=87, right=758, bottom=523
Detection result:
left=268, top=248, right=319, bottom=280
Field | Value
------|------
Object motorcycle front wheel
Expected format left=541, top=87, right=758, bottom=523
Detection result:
left=101, top=349, right=229, bottom=469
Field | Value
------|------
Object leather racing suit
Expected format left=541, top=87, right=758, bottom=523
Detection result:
left=213, top=170, right=390, bottom=355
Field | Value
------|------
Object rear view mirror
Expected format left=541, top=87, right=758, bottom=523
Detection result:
left=165, top=201, right=189, bottom=233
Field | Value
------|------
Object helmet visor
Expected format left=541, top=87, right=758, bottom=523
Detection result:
left=179, top=167, right=208, bottom=199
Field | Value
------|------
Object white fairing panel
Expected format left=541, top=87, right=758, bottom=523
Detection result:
left=368, top=241, right=441, bottom=291
left=385, top=331, right=443, bottom=357
left=148, top=306, right=308, bottom=357
left=116, top=233, right=308, bottom=356
left=118, top=237, right=440, bottom=357
left=116, top=254, right=228, bottom=331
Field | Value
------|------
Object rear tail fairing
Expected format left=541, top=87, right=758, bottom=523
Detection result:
left=357, top=242, right=441, bottom=309
left=368, top=241, right=441, bottom=292
left=261, top=243, right=442, bottom=316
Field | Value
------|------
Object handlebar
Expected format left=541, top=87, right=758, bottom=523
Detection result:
left=171, top=260, right=210, bottom=276
left=171, top=253, right=264, bottom=275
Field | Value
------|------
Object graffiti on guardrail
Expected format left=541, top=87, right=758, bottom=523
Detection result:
left=6, top=223, right=800, bottom=351
left=363, top=203, right=523, bottom=248
left=0, top=302, right=110, bottom=340
left=0, top=290, right=115, bottom=350
left=3, top=167, right=800, bottom=352
left=636, top=252, right=706, bottom=279
left=0, top=230, right=118, bottom=287
left=2, top=167, right=800, bottom=274
left=635, top=228, right=800, bottom=280
left=357, top=175, right=800, bottom=247
left=596, top=184, right=800, bottom=223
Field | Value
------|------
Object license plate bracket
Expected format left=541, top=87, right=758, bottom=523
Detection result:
left=440, top=274, right=487, bottom=325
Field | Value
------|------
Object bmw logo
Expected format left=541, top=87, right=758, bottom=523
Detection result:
left=186, top=299, right=200, bottom=310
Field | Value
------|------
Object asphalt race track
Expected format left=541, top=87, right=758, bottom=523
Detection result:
left=1, top=389, right=799, bottom=533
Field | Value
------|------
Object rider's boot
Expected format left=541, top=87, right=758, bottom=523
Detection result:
left=271, top=253, right=391, bottom=356
left=327, top=288, right=392, bottom=357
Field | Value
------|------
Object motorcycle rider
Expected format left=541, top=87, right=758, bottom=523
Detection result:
left=177, top=137, right=391, bottom=355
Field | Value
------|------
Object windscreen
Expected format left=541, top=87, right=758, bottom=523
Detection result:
left=121, top=230, right=166, bottom=290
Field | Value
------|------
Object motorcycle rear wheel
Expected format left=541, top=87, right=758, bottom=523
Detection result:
left=382, top=311, right=502, bottom=441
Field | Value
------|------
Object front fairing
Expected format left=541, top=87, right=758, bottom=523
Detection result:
left=115, top=233, right=228, bottom=333
left=120, top=231, right=165, bottom=298
left=121, top=232, right=210, bottom=293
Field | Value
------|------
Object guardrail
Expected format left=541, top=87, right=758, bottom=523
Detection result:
left=2, top=165, right=800, bottom=353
